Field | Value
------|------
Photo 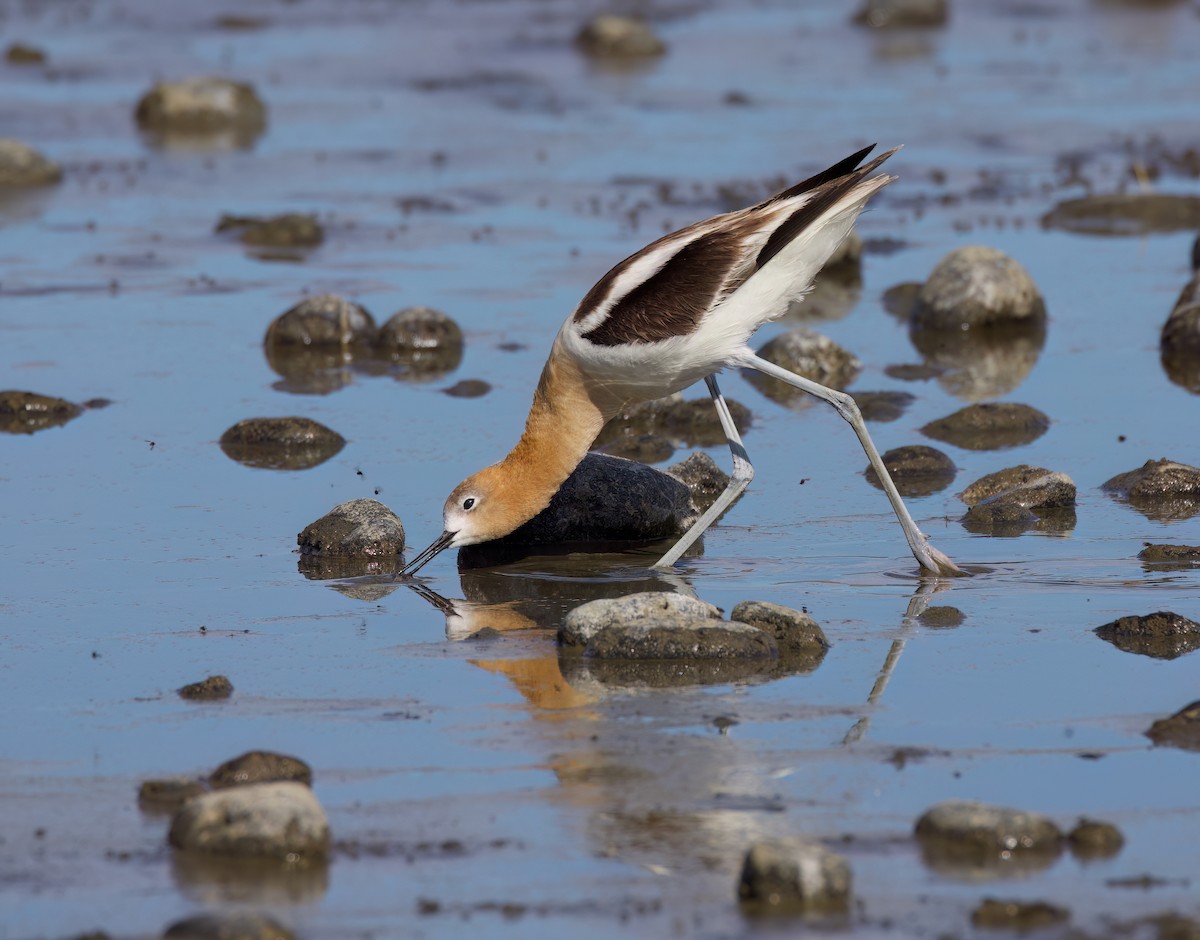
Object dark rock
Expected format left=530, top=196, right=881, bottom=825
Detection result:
left=0, top=139, right=62, bottom=187
left=377, top=306, right=464, bottom=378
left=576, top=15, right=666, bottom=59
left=210, top=751, right=313, bottom=789
left=908, top=318, right=1046, bottom=400
left=168, top=782, right=329, bottom=861
left=1146, top=700, right=1200, bottom=751
left=911, top=246, right=1046, bottom=331
left=219, top=417, right=345, bottom=470
left=970, top=899, right=1069, bottom=930
left=664, top=451, right=732, bottom=513
left=134, top=77, right=266, bottom=146
left=298, top=498, right=405, bottom=557
left=852, top=0, right=948, bottom=29
left=458, top=454, right=695, bottom=567
left=1102, top=458, right=1200, bottom=521
left=852, top=390, right=916, bottom=422
left=915, top=800, right=1063, bottom=875
left=917, top=605, right=965, bottom=628
left=595, top=393, right=752, bottom=448
left=958, top=466, right=1076, bottom=536
left=0, top=390, right=81, bottom=434
left=4, top=43, right=46, bottom=64
left=744, top=327, right=861, bottom=408
left=264, top=294, right=376, bottom=349
left=216, top=213, right=324, bottom=249
left=595, top=432, right=675, bottom=464
left=920, top=403, right=1050, bottom=451
left=442, top=379, right=491, bottom=398
left=1138, top=542, right=1200, bottom=565
left=737, top=839, right=852, bottom=913
left=882, top=281, right=922, bottom=319
left=865, top=445, right=956, bottom=497
left=1041, top=193, right=1200, bottom=236
left=1067, top=818, right=1125, bottom=860
left=138, top=777, right=208, bottom=814
left=162, top=912, right=296, bottom=940
left=1094, top=611, right=1200, bottom=660
left=1162, top=243, right=1200, bottom=391
left=178, top=675, right=234, bottom=701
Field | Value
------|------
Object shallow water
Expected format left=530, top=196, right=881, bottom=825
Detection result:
left=2, top=0, right=1199, bottom=937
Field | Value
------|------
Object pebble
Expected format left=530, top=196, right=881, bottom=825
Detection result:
left=162, top=913, right=296, bottom=940
left=178, top=675, right=233, bottom=701
left=664, top=452, right=731, bottom=514
left=137, top=777, right=208, bottom=814
left=575, top=14, right=666, bottom=59
left=745, top=328, right=861, bottom=408
left=298, top=498, right=405, bottom=557
left=1041, top=193, right=1200, bottom=236
left=851, top=390, right=916, bottom=423
left=958, top=465, right=1076, bottom=535
left=264, top=294, right=376, bottom=349
left=442, top=379, right=491, bottom=398
left=216, top=212, right=324, bottom=248
left=852, top=0, right=948, bottom=29
left=1094, top=611, right=1200, bottom=660
left=914, top=800, right=1063, bottom=872
left=1103, top=458, right=1200, bottom=521
left=5, top=42, right=46, bottom=64
left=219, top=417, right=346, bottom=470
left=737, top=838, right=852, bottom=913
left=0, top=390, right=82, bottom=434
left=970, top=899, right=1069, bottom=930
left=1067, top=818, right=1125, bottom=860
left=168, top=781, right=329, bottom=861
left=1138, top=543, right=1200, bottom=565
left=730, top=600, right=829, bottom=656
left=134, top=77, right=267, bottom=135
left=864, top=445, right=956, bottom=497
left=917, top=606, right=965, bottom=628
left=210, top=751, right=313, bottom=789
left=919, top=402, right=1049, bottom=451
left=0, top=139, right=61, bottom=186
left=377, top=306, right=464, bottom=378
left=1145, top=700, right=1200, bottom=752
left=911, top=246, right=1045, bottom=331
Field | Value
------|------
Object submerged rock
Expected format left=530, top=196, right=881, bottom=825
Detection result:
left=1041, top=193, right=1200, bottom=236
left=168, top=782, right=329, bottom=861
left=958, top=465, right=1076, bottom=535
left=178, top=675, right=233, bottom=701
left=220, top=417, right=345, bottom=470
left=1145, top=700, right=1200, bottom=752
left=745, top=327, right=861, bottom=408
left=865, top=445, right=956, bottom=497
left=0, top=139, right=62, bottom=187
left=911, top=246, right=1046, bottom=331
left=1138, top=542, right=1200, bottom=565
left=1094, top=611, right=1200, bottom=660
left=737, top=839, right=852, bottom=913
left=162, top=912, right=296, bottom=940
left=595, top=432, right=675, bottom=464
left=852, top=0, right=948, bottom=28
left=298, top=499, right=405, bottom=557
left=730, top=600, right=829, bottom=662
left=576, top=14, right=666, bottom=59
left=920, top=402, right=1049, bottom=451
left=135, top=77, right=266, bottom=144
left=1102, top=458, right=1200, bottom=521
left=1161, top=235, right=1200, bottom=391
left=210, top=751, right=313, bottom=789
left=915, top=800, right=1063, bottom=874
left=1067, top=818, right=1125, bottom=860
left=595, top=393, right=752, bottom=448
left=457, top=454, right=696, bottom=567
left=138, top=777, right=208, bottom=814
left=217, top=212, right=324, bottom=249
left=377, top=306, right=464, bottom=378
left=971, top=899, right=1069, bottom=930
left=664, top=451, right=732, bottom=513
left=5, top=43, right=46, bottom=64
left=265, top=294, right=376, bottom=350
left=442, top=379, right=491, bottom=398
left=852, top=390, right=916, bottom=423
left=0, top=390, right=82, bottom=434
left=917, top=605, right=965, bottom=628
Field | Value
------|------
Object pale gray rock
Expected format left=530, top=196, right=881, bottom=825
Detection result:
left=737, top=838, right=852, bottom=912
left=912, top=246, right=1045, bottom=330
left=168, top=782, right=329, bottom=861
left=915, top=800, right=1063, bottom=870
left=0, top=138, right=62, bottom=187
left=298, top=499, right=405, bottom=557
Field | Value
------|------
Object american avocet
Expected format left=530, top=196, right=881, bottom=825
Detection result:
left=402, top=145, right=961, bottom=576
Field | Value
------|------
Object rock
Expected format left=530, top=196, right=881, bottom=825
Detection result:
left=264, top=294, right=376, bottom=349
left=1161, top=234, right=1200, bottom=392
left=0, top=139, right=62, bottom=187
left=595, top=432, right=675, bottom=464
left=917, top=605, right=965, bottom=628
left=178, top=675, right=234, bottom=701
left=576, top=14, right=666, bottom=59
left=298, top=498, right=404, bottom=557
left=912, top=246, right=1046, bottom=330
left=210, top=751, right=313, bottom=789
left=1102, top=458, right=1200, bottom=521
left=595, top=393, right=753, bottom=448
left=216, top=213, right=324, bottom=249
left=737, top=839, right=852, bottom=913
left=0, top=390, right=82, bottom=434
left=168, top=782, right=329, bottom=861
left=958, top=466, right=1076, bottom=535
left=919, top=402, right=1049, bottom=451
left=864, top=445, right=956, bottom=497
left=1138, top=543, right=1200, bottom=565
left=162, top=913, right=296, bottom=940
left=457, top=454, right=696, bottom=567
left=882, top=281, right=923, bottom=319
left=914, top=800, right=1063, bottom=873
left=1094, top=611, right=1200, bottom=660
left=1146, top=700, right=1200, bottom=752
left=5, top=43, right=46, bottom=64
left=971, top=899, right=1069, bottom=930
left=377, top=306, right=464, bottom=378
left=134, top=77, right=267, bottom=138
left=219, top=417, right=345, bottom=470
left=852, top=390, right=915, bottom=422
left=744, top=328, right=861, bottom=408
left=138, top=777, right=208, bottom=814
left=1041, top=193, right=1200, bottom=236
left=852, top=0, right=948, bottom=29
left=730, top=600, right=829, bottom=657
left=665, top=451, right=732, bottom=513
left=907, top=317, right=1046, bottom=400
left=1067, top=818, right=1125, bottom=860
left=442, top=379, right=491, bottom=398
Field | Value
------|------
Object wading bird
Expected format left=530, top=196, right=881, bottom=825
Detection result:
left=402, top=145, right=960, bottom=576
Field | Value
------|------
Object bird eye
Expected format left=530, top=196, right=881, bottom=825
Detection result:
left=462, top=497, right=476, bottom=510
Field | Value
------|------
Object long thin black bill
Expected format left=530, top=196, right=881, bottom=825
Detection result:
left=400, top=529, right=456, bottom=577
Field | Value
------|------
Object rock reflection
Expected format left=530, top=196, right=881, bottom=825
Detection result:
left=171, top=851, right=328, bottom=905
left=907, top=320, right=1047, bottom=401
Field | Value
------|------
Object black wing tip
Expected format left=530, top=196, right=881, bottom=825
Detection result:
left=768, top=143, right=900, bottom=206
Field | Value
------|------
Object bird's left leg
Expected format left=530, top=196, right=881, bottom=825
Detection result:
left=735, top=351, right=961, bottom=576
left=652, top=375, right=754, bottom=568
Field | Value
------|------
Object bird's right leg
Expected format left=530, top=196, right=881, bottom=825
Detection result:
left=653, top=375, right=754, bottom=568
